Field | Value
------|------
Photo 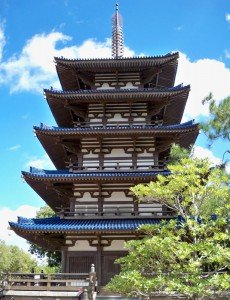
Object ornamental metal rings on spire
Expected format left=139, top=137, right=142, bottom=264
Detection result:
left=112, top=3, right=124, bottom=58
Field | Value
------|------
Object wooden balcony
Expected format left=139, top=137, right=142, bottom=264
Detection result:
left=67, top=159, right=166, bottom=172
left=73, top=120, right=163, bottom=127
left=1, top=265, right=97, bottom=299
left=57, top=205, right=176, bottom=219
left=2, top=273, right=89, bottom=291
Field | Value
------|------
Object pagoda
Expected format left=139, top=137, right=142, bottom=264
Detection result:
left=10, top=5, right=199, bottom=286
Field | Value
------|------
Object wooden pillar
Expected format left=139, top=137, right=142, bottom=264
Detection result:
left=154, top=151, right=159, bottom=168
left=128, top=102, right=133, bottom=126
left=98, top=184, right=103, bottom=216
left=98, top=138, right=104, bottom=170
left=133, top=196, right=139, bottom=216
left=61, top=246, right=68, bottom=272
left=132, top=138, right=137, bottom=170
left=69, top=197, right=75, bottom=213
left=97, top=239, right=102, bottom=286
left=102, top=103, right=106, bottom=127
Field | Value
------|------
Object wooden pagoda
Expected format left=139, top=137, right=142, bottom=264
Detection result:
left=10, top=5, right=199, bottom=286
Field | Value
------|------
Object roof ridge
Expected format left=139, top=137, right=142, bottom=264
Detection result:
left=44, top=84, right=190, bottom=95
left=33, top=120, right=197, bottom=132
left=54, top=52, right=179, bottom=62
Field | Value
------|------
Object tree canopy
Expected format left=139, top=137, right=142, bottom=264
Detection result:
left=107, top=158, right=230, bottom=299
left=0, top=240, right=36, bottom=273
left=28, top=206, right=61, bottom=268
left=201, top=94, right=230, bottom=144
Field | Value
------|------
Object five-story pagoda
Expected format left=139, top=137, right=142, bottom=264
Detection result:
left=10, top=5, right=199, bottom=286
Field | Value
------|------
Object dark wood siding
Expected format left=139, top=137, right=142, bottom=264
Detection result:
left=65, top=251, right=127, bottom=286
left=66, top=252, right=97, bottom=273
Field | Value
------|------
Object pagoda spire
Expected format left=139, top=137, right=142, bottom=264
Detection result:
left=111, top=3, right=124, bottom=58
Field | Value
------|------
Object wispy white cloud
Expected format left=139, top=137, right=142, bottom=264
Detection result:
left=0, top=30, right=135, bottom=93
left=193, top=146, right=221, bottom=165
left=0, top=205, right=39, bottom=250
left=1, top=28, right=229, bottom=121
left=192, top=145, right=229, bottom=174
left=21, top=113, right=29, bottom=120
left=0, top=22, right=6, bottom=62
left=225, top=50, right=230, bottom=58
left=8, top=144, right=21, bottom=151
left=226, top=13, right=230, bottom=22
left=25, top=153, right=54, bottom=169
left=175, top=25, right=183, bottom=31
left=175, top=52, right=230, bottom=119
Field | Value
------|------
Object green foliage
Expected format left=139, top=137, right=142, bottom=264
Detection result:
left=107, top=158, right=230, bottom=299
left=201, top=93, right=230, bottom=143
left=28, top=206, right=61, bottom=268
left=36, top=205, right=55, bottom=218
left=0, top=240, right=36, bottom=273
left=132, top=158, right=229, bottom=218
left=169, top=144, right=191, bottom=165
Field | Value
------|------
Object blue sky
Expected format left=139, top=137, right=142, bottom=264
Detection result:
left=0, top=0, right=229, bottom=248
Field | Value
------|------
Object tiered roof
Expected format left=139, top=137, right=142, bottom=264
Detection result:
left=10, top=216, right=173, bottom=250
left=55, top=53, right=179, bottom=90
left=10, top=49, right=198, bottom=249
left=45, top=85, right=190, bottom=127
left=34, top=121, right=198, bottom=169
left=22, top=169, right=170, bottom=210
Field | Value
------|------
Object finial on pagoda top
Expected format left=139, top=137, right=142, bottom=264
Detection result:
left=112, top=2, right=124, bottom=59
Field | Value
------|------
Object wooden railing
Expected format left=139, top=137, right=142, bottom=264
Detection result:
left=1, top=264, right=97, bottom=298
left=2, top=273, right=88, bottom=291
left=73, top=120, right=163, bottom=127
left=67, top=161, right=166, bottom=172
left=58, top=205, right=176, bottom=219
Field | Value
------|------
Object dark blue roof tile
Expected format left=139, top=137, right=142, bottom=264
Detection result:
left=9, top=217, right=168, bottom=232
left=23, top=169, right=170, bottom=179
left=44, top=84, right=190, bottom=96
left=34, top=120, right=197, bottom=133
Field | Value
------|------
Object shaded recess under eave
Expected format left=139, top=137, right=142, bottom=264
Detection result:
left=54, top=53, right=179, bottom=91
left=33, top=121, right=199, bottom=169
left=44, top=85, right=190, bottom=128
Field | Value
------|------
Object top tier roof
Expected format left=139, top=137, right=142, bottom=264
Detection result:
left=54, top=53, right=179, bottom=91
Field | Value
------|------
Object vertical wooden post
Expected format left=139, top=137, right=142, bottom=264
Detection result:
left=97, top=241, right=102, bottom=287
left=61, top=246, right=68, bottom=272
left=98, top=184, right=103, bottom=216
left=47, top=274, right=51, bottom=290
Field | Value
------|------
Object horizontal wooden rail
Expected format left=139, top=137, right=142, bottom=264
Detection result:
left=73, top=120, right=163, bottom=127
left=2, top=274, right=89, bottom=291
left=58, top=205, right=176, bottom=219
left=1, top=265, right=97, bottom=295
left=67, top=162, right=166, bottom=172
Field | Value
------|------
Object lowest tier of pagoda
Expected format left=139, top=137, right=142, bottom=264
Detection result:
left=10, top=53, right=199, bottom=285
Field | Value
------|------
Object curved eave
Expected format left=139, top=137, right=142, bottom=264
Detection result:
left=10, top=228, right=65, bottom=251
left=34, top=123, right=199, bottom=169
left=34, top=122, right=198, bottom=137
left=54, top=53, right=179, bottom=68
left=22, top=170, right=170, bottom=182
left=44, top=85, right=189, bottom=99
left=55, top=53, right=179, bottom=91
left=10, top=217, right=168, bottom=236
left=21, top=170, right=170, bottom=210
left=44, top=86, right=190, bottom=127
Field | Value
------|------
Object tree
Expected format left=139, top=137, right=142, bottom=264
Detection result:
left=107, top=158, right=230, bottom=299
left=201, top=94, right=230, bottom=165
left=0, top=240, right=36, bottom=273
left=168, top=144, right=190, bottom=165
left=28, top=206, right=61, bottom=268
left=202, top=94, right=230, bottom=144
